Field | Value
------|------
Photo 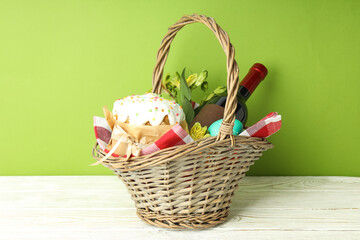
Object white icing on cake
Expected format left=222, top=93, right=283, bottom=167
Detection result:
left=112, top=93, right=185, bottom=126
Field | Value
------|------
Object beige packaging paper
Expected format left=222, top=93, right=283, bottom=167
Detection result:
left=103, top=107, right=188, bottom=159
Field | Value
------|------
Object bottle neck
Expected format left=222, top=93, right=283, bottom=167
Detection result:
left=238, top=63, right=267, bottom=101
left=238, top=85, right=251, bottom=101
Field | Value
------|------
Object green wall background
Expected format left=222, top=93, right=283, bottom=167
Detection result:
left=1, top=0, right=359, bottom=176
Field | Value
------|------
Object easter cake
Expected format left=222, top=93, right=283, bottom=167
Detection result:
left=104, top=93, right=188, bottom=158
left=112, top=93, right=185, bottom=126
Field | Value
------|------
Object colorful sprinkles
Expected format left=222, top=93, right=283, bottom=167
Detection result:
left=112, top=93, right=185, bottom=126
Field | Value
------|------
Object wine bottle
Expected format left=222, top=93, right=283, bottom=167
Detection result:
left=200, top=63, right=268, bottom=125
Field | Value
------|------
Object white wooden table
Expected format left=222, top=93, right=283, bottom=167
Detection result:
left=0, top=176, right=359, bottom=240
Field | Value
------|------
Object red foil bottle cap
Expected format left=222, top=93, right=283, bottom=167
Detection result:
left=240, top=63, right=268, bottom=95
left=251, top=63, right=268, bottom=80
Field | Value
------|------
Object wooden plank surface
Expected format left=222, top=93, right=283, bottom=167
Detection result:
left=0, top=176, right=359, bottom=240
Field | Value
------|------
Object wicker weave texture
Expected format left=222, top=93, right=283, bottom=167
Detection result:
left=93, top=136, right=273, bottom=229
left=92, top=14, right=274, bottom=229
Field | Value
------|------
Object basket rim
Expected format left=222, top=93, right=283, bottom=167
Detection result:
left=92, top=135, right=273, bottom=171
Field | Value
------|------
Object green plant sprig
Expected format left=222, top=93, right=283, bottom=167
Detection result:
left=162, top=68, right=209, bottom=125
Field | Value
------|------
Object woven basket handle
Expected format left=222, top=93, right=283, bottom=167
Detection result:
left=152, top=14, right=240, bottom=141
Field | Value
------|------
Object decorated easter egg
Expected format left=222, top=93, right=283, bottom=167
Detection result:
left=208, top=119, right=243, bottom=136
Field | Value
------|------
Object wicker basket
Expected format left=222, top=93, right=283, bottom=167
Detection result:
left=92, top=14, right=273, bottom=229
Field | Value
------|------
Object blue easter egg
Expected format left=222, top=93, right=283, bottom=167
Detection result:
left=208, top=119, right=243, bottom=136
left=208, top=119, right=222, bottom=136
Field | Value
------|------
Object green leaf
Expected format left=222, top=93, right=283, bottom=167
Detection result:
left=163, top=73, right=170, bottom=84
left=180, top=94, right=195, bottom=125
left=202, top=92, right=215, bottom=103
left=162, top=74, right=170, bottom=89
left=201, top=81, right=208, bottom=92
left=180, top=68, right=191, bottom=100
left=160, top=92, right=172, bottom=100
left=186, top=74, right=198, bottom=88
left=172, top=72, right=180, bottom=88
left=194, top=70, right=208, bottom=87
left=213, top=85, right=226, bottom=94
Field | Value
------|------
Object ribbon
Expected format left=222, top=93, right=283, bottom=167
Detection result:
left=91, top=124, right=148, bottom=166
